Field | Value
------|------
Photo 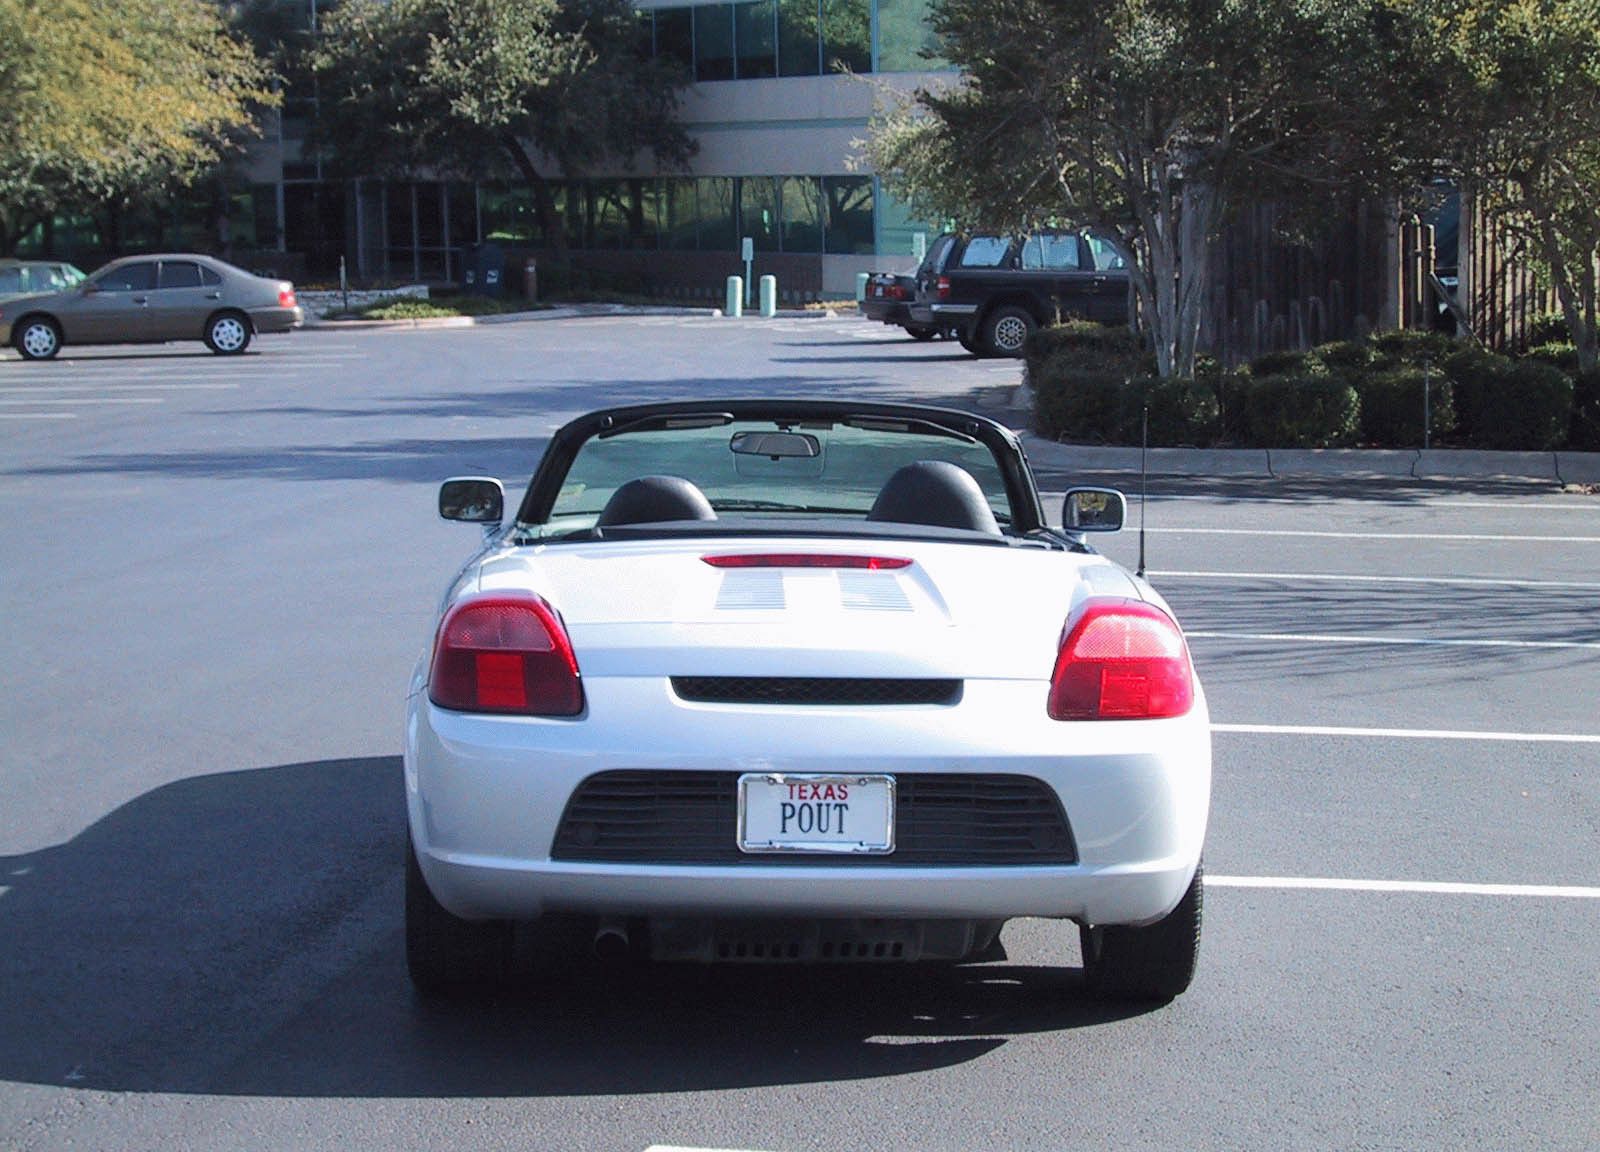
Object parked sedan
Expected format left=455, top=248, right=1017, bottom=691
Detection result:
left=406, top=399, right=1211, bottom=1003
left=0, top=253, right=303, bottom=359
left=0, top=259, right=87, bottom=302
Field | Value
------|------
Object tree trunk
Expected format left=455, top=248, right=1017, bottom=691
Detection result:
left=501, top=132, right=569, bottom=261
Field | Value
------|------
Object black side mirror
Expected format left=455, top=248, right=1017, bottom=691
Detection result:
left=439, top=477, right=504, bottom=523
left=1063, top=487, right=1126, bottom=532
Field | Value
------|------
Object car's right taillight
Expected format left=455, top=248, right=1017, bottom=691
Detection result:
left=429, top=594, right=584, bottom=716
left=1048, top=599, right=1194, bottom=720
left=278, top=284, right=297, bottom=308
left=936, top=276, right=952, bottom=300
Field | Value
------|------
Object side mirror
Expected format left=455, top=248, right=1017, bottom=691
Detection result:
left=439, top=477, right=504, bottom=523
left=1063, top=487, right=1126, bottom=532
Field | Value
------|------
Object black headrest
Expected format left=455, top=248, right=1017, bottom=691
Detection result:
left=867, top=461, right=1001, bottom=534
left=596, top=475, right=717, bottom=527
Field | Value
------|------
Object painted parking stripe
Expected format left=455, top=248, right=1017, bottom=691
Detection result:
left=0, top=412, right=74, bottom=420
left=0, top=396, right=163, bottom=405
left=1156, top=570, right=1600, bottom=592
left=1189, top=630, right=1600, bottom=652
left=1149, top=527, right=1600, bottom=543
left=1210, top=875, right=1600, bottom=899
left=1214, top=722, right=1600, bottom=744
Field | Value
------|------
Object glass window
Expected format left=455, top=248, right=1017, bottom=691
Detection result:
left=659, top=179, right=700, bottom=250
left=821, top=0, right=870, bottom=73
left=95, top=262, right=158, bottom=291
left=696, top=178, right=738, bottom=250
left=1086, top=233, right=1128, bottom=270
left=695, top=4, right=736, bottom=81
left=0, top=268, right=21, bottom=293
left=822, top=176, right=874, bottom=254
left=482, top=185, right=536, bottom=243
left=875, top=0, right=944, bottom=70
left=655, top=7, right=693, bottom=70
left=740, top=177, right=780, bottom=252
left=735, top=0, right=777, bottom=78
left=1020, top=233, right=1082, bottom=270
left=957, top=235, right=1011, bottom=268
left=778, top=177, right=823, bottom=252
left=777, top=0, right=820, bottom=75
left=159, top=261, right=204, bottom=289
left=875, top=188, right=937, bottom=262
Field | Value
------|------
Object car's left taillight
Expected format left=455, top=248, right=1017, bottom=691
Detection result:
left=428, top=595, right=584, bottom=716
left=1048, top=599, right=1194, bottom=720
left=278, top=284, right=297, bottom=308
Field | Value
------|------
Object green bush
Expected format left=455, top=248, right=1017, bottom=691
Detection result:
left=1528, top=313, right=1572, bottom=346
left=1526, top=342, right=1580, bottom=373
left=1227, top=375, right=1360, bottom=448
left=1306, top=339, right=1375, bottom=377
left=1567, top=369, right=1600, bottom=452
left=1248, top=349, right=1315, bottom=378
left=1445, top=348, right=1573, bottom=450
left=1369, top=328, right=1457, bottom=368
left=1353, top=367, right=1456, bottom=447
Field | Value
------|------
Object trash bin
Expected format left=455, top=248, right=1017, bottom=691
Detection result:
left=464, top=242, right=505, bottom=297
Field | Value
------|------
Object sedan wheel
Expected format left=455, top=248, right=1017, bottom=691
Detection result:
left=1080, top=863, right=1203, bottom=1002
left=205, top=312, right=252, bottom=355
left=983, top=305, right=1037, bottom=357
left=15, top=317, right=62, bottom=360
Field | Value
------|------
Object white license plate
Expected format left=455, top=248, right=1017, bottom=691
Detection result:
left=736, top=773, right=895, bottom=854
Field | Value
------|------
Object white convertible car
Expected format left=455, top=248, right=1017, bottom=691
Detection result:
left=405, top=400, right=1211, bottom=1001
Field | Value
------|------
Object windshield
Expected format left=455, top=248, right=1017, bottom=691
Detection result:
left=518, top=416, right=1016, bottom=540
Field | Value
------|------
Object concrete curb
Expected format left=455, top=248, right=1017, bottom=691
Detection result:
left=300, top=302, right=827, bottom=330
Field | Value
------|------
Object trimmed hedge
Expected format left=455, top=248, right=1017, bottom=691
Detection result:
left=1028, top=325, right=1591, bottom=451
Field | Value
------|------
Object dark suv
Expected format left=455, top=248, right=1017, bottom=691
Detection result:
left=908, top=230, right=1130, bottom=356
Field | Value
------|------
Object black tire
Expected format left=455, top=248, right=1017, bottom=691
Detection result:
left=957, top=330, right=982, bottom=356
left=981, top=305, right=1037, bottom=357
left=1080, top=863, right=1202, bottom=1002
left=405, top=831, right=511, bottom=997
left=905, top=325, right=938, bottom=341
left=14, top=315, right=62, bottom=360
left=204, top=311, right=252, bottom=354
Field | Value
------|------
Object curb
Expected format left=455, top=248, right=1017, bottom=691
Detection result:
left=299, top=302, right=832, bottom=330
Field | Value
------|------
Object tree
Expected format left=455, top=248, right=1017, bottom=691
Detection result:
left=1442, top=0, right=1600, bottom=371
left=0, top=0, right=274, bottom=254
left=865, top=0, right=1438, bottom=377
left=311, top=0, right=695, bottom=257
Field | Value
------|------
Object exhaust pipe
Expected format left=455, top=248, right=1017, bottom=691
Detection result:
left=592, top=918, right=631, bottom=960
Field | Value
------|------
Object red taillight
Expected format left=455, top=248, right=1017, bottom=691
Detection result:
left=936, top=276, right=951, bottom=300
left=1048, top=600, right=1194, bottom=720
left=887, top=283, right=908, bottom=300
left=702, top=553, right=912, bottom=570
left=278, top=284, right=297, bottom=308
left=429, top=595, right=583, bottom=716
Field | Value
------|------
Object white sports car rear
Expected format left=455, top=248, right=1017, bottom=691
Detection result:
left=405, top=401, right=1210, bottom=1000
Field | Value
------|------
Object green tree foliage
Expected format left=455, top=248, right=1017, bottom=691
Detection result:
left=1439, top=0, right=1600, bottom=373
left=312, top=0, right=695, bottom=255
left=866, top=0, right=1438, bottom=377
left=0, top=0, right=274, bottom=253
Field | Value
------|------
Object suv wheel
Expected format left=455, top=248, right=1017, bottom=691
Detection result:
left=982, top=305, right=1037, bottom=357
left=1080, top=863, right=1203, bottom=1002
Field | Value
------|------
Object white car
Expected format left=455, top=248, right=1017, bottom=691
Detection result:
left=405, top=400, right=1211, bottom=1001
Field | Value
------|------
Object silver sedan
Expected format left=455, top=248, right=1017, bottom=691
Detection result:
left=0, top=253, right=303, bottom=359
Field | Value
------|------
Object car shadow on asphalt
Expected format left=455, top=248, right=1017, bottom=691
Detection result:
left=0, top=757, right=1154, bottom=1099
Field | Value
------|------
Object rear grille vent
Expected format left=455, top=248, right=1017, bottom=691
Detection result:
left=553, top=771, right=1076, bottom=865
left=671, top=677, right=961, bottom=707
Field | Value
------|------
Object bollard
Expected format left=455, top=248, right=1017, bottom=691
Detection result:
left=759, top=275, right=777, bottom=318
left=725, top=275, right=744, bottom=317
left=856, top=272, right=869, bottom=302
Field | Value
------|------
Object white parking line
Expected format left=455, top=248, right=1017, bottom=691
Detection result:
left=0, top=383, right=236, bottom=393
left=1214, top=722, right=1600, bottom=744
left=1150, top=527, right=1600, bottom=543
left=1210, top=875, right=1600, bottom=899
left=1156, top=569, right=1600, bottom=592
left=1189, top=630, right=1600, bottom=652
left=0, top=396, right=163, bottom=405
left=0, top=412, right=74, bottom=420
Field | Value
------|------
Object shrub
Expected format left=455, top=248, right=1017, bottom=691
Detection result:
left=1353, top=367, right=1456, bottom=447
left=1566, top=369, right=1600, bottom=451
left=1306, top=339, right=1374, bottom=378
left=1526, top=342, right=1580, bottom=373
left=1527, top=313, right=1572, bottom=346
left=1248, top=349, right=1315, bottom=378
left=1369, top=328, right=1457, bottom=368
left=1228, top=375, right=1360, bottom=448
left=1445, top=349, right=1573, bottom=450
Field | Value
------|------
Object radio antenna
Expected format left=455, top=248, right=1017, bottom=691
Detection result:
left=1137, top=405, right=1148, bottom=578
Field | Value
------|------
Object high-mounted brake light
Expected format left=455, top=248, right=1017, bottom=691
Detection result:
left=1048, top=600, right=1194, bottom=720
left=702, top=553, right=912, bottom=570
left=429, top=594, right=583, bottom=716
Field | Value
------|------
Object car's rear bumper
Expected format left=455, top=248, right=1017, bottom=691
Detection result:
left=250, top=305, right=304, bottom=333
left=406, top=676, right=1210, bottom=929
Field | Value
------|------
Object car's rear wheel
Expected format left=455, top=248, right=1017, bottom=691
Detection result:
left=204, top=311, right=252, bottom=354
left=14, top=316, right=62, bottom=360
left=982, top=305, right=1037, bottom=357
left=405, top=831, right=512, bottom=996
left=1079, top=863, right=1202, bottom=1002
left=905, top=325, right=938, bottom=341
left=957, top=329, right=982, bottom=356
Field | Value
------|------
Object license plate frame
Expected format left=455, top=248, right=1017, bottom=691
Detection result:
left=736, top=773, right=896, bottom=855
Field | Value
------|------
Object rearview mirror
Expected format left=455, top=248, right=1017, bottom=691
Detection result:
left=1063, top=487, right=1126, bottom=532
left=730, top=431, right=821, bottom=459
left=439, top=477, right=504, bottom=523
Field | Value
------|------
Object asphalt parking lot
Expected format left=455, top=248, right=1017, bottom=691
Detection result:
left=0, top=315, right=1596, bottom=1151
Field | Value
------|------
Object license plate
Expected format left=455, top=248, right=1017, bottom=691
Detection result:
left=737, top=773, right=895, bottom=854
